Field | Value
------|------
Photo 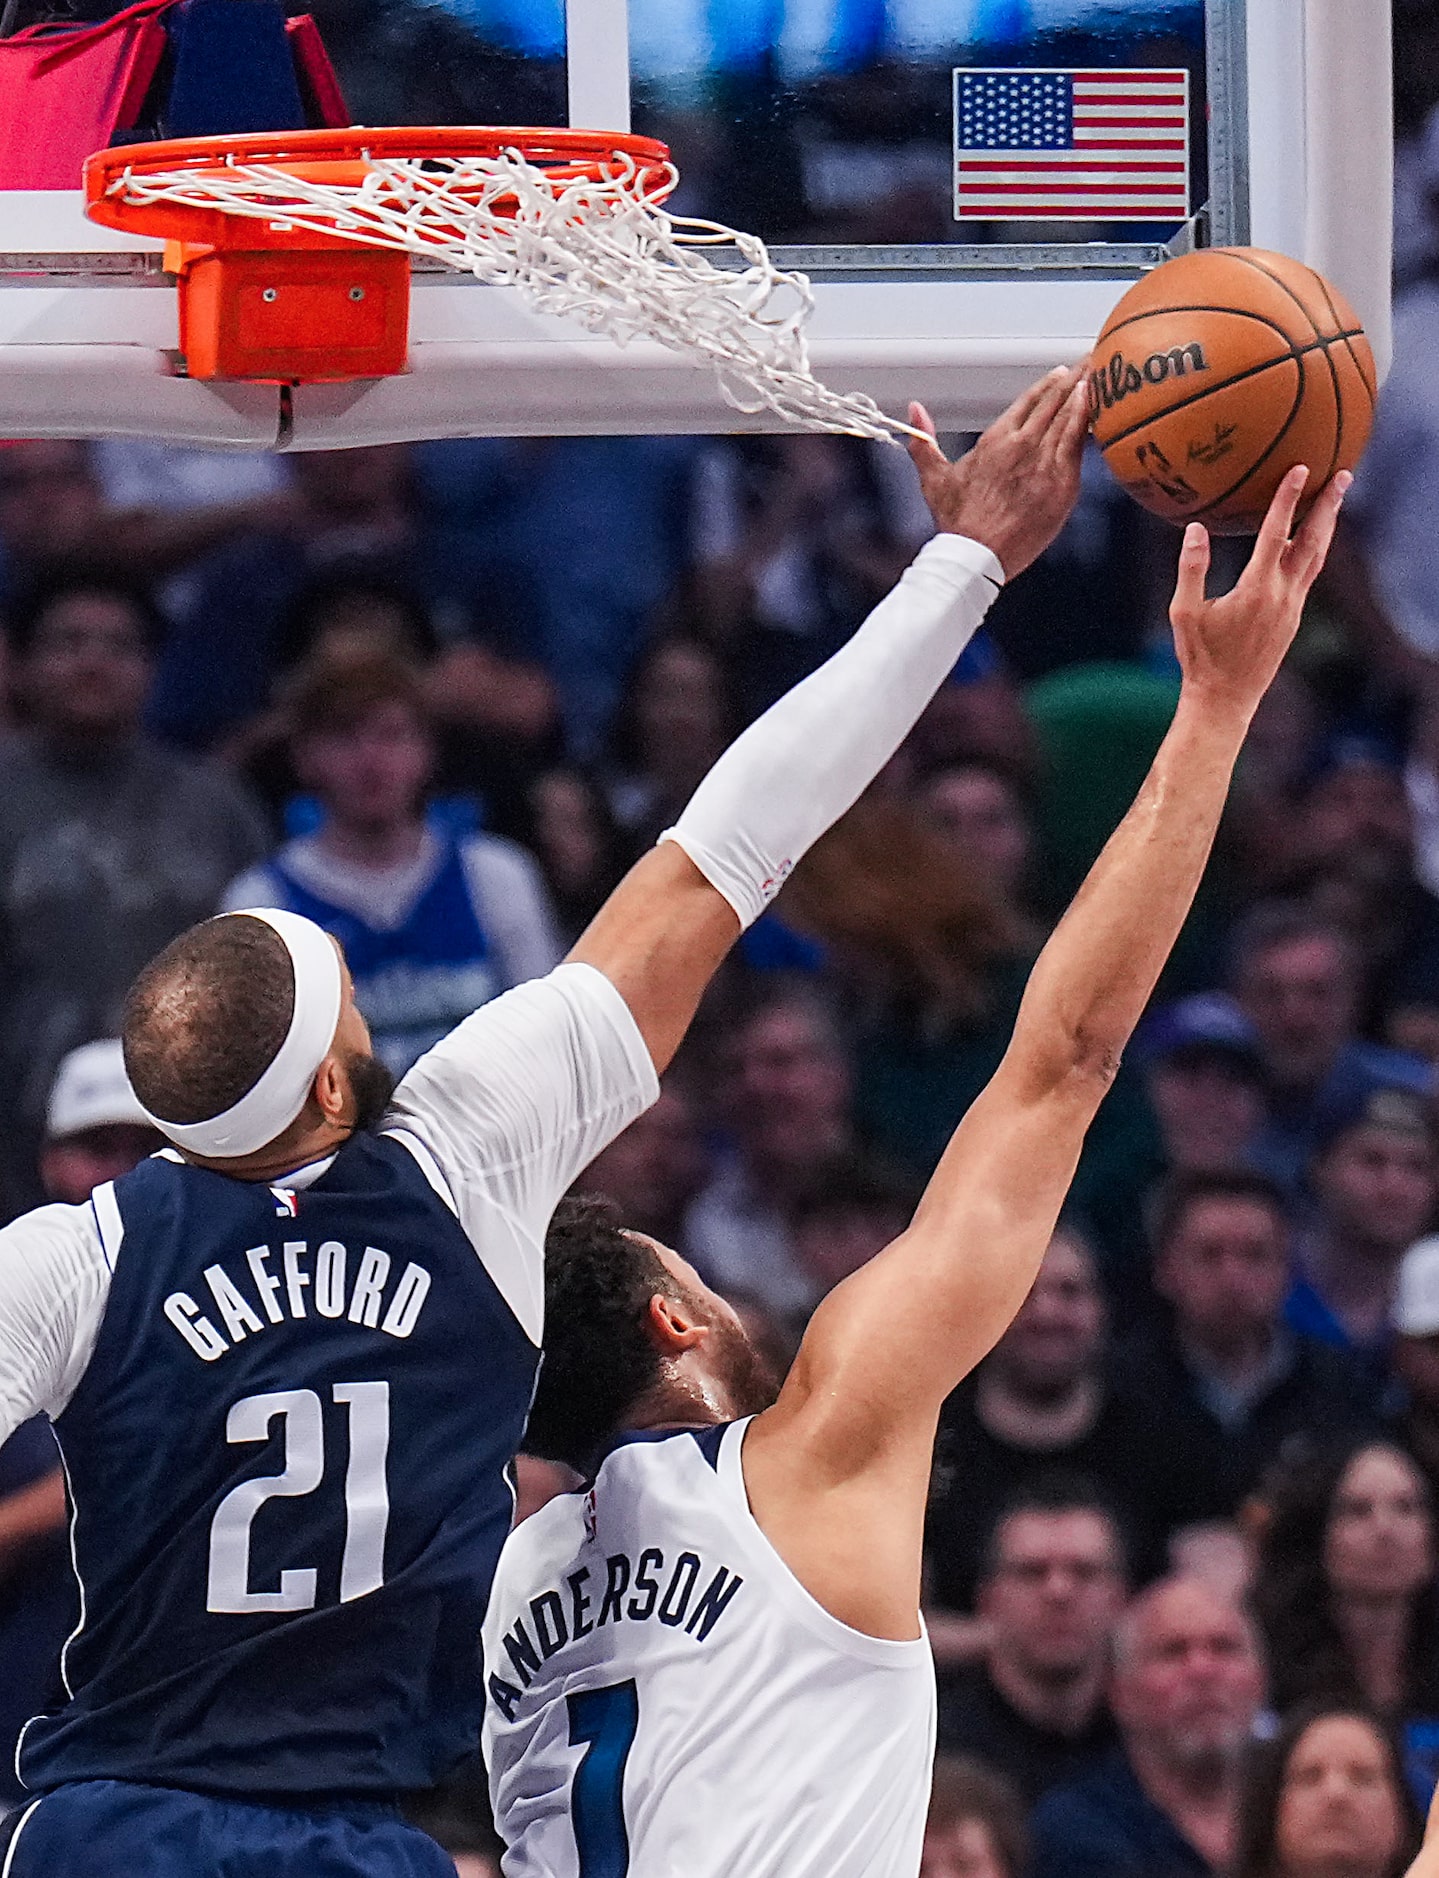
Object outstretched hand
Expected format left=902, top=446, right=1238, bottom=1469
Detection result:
left=1169, top=464, right=1351, bottom=717
left=906, top=367, right=1089, bottom=581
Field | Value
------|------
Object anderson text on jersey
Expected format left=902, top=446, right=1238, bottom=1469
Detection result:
left=488, top=1545, right=745, bottom=1723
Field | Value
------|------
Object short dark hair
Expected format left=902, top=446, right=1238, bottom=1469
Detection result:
left=977, top=1472, right=1129, bottom=1585
left=1152, top=1169, right=1291, bottom=1256
left=1232, top=1700, right=1421, bottom=1878
left=122, top=915, right=296, bottom=1126
left=1228, top=901, right=1357, bottom=986
left=285, top=649, right=431, bottom=741
left=523, top=1195, right=681, bottom=1474
left=7, top=572, right=167, bottom=658
left=274, top=571, right=439, bottom=673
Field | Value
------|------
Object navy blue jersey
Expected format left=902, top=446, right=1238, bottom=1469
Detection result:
left=2, top=1780, right=456, bottom=1878
left=17, top=1135, right=538, bottom=1799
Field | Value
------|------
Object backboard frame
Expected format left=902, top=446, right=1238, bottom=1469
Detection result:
left=0, top=0, right=1392, bottom=448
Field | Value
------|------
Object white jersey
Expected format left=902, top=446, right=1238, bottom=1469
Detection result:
left=483, top=1419, right=936, bottom=1878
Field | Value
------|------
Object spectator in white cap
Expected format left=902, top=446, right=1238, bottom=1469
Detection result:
left=39, top=1038, right=162, bottom=1208
left=1387, top=1235, right=1439, bottom=1504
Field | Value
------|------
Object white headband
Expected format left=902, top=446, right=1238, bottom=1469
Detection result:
left=145, top=908, right=344, bottom=1159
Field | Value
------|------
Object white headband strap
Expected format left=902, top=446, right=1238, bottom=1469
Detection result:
left=145, top=908, right=344, bottom=1159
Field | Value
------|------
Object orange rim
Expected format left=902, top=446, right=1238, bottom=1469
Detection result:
left=84, top=125, right=675, bottom=246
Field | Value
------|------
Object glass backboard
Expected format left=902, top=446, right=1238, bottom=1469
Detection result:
left=0, top=0, right=1394, bottom=447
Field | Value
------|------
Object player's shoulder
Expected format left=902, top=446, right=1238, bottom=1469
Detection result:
left=528, top=1428, right=729, bottom=1527
left=392, top=962, right=640, bottom=1107
left=583, top=1425, right=737, bottom=1527
left=600, top=1424, right=732, bottom=1478
left=491, top=1430, right=732, bottom=1599
left=488, top=1480, right=589, bottom=1604
left=0, top=1195, right=108, bottom=1279
left=1, top=1195, right=99, bottom=1242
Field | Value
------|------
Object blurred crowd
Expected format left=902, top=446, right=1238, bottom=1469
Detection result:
left=0, top=19, right=1438, bottom=1878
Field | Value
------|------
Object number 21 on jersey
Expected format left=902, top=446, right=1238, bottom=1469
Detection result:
left=207, top=1382, right=390, bottom=1613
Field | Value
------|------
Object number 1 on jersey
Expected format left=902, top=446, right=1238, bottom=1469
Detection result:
left=567, top=1680, right=638, bottom=1878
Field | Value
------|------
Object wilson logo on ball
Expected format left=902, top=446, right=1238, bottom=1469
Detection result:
left=1088, top=342, right=1210, bottom=415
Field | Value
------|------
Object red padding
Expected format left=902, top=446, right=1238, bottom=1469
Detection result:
left=285, top=14, right=350, bottom=129
left=0, top=0, right=173, bottom=188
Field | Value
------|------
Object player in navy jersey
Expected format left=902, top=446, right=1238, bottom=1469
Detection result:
left=0, top=372, right=1092, bottom=1878
left=485, top=467, right=1353, bottom=1878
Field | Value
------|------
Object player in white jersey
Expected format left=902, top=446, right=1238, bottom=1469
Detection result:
left=483, top=460, right=1354, bottom=1878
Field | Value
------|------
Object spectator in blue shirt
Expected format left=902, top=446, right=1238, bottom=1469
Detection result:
left=1288, top=1084, right=1438, bottom=1373
left=224, top=651, right=562, bottom=1080
left=1030, top=1578, right=1265, bottom=1878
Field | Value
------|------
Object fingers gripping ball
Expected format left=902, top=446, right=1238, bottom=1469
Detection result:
left=1087, top=248, right=1376, bottom=536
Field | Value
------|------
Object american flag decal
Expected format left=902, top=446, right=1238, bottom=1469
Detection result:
left=954, top=68, right=1190, bottom=222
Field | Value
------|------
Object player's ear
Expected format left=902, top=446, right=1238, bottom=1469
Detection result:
left=313, top=1053, right=349, bottom=1128
left=645, top=1291, right=709, bottom=1354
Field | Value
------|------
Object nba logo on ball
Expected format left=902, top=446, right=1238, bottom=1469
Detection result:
left=1088, top=247, right=1376, bottom=536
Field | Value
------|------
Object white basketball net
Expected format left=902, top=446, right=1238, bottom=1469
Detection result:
left=102, top=143, right=923, bottom=444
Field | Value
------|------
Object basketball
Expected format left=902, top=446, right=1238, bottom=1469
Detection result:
left=1087, top=247, right=1376, bottom=536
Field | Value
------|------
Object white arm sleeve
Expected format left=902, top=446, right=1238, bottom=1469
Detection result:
left=662, top=531, right=1003, bottom=928
left=0, top=1202, right=113, bottom=1443
left=385, top=963, right=659, bottom=1342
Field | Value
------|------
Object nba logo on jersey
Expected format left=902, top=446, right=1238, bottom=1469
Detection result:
left=271, top=1188, right=299, bottom=1218
left=582, top=1488, right=598, bottom=1544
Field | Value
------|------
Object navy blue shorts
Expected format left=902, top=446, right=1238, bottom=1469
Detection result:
left=1, top=1780, right=458, bottom=1877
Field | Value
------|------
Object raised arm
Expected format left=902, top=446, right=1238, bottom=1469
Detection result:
left=743, top=465, right=1351, bottom=1638
left=568, top=372, right=1090, bottom=1072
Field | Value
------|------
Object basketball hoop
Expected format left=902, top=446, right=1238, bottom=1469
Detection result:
left=84, top=126, right=921, bottom=441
